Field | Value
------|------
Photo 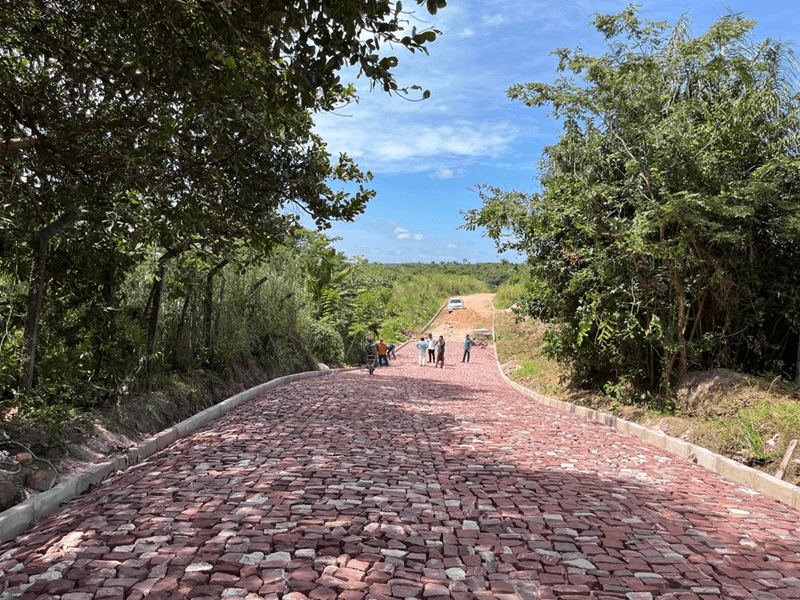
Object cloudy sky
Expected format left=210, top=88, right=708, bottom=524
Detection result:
left=307, top=0, right=799, bottom=264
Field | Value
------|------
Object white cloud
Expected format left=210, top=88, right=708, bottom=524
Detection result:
left=482, top=13, right=507, bottom=27
left=313, top=1, right=559, bottom=179
left=433, top=167, right=465, bottom=179
left=316, top=110, right=522, bottom=176
left=382, top=222, right=426, bottom=243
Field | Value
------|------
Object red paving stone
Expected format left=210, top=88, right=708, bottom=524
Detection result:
left=2, top=342, right=800, bottom=599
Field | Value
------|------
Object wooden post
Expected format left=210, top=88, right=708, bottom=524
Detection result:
left=774, top=439, right=798, bottom=481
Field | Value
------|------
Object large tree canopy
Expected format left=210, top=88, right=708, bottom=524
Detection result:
left=0, top=0, right=446, bottom=389
left=465, top=7, right=800, bottom=396
left=1, top=0, right=445, bottom=236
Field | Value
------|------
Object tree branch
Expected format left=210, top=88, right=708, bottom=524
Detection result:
left=0, top=136, right=38, bottom=158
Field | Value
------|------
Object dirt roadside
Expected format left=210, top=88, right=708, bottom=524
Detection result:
left=425, top=292, right=495, bottom=339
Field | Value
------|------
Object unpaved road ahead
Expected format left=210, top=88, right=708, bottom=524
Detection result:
left=425, top=292, right=495, bottom=340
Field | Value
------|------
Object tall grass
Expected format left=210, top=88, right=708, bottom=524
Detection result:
left=493, top=311, right=567, bottom=398
left=492, top=280, right=525, bottom=310
left=710, top=400, right=800, bottom=462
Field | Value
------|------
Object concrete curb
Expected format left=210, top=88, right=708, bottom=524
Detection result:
left=0, top=369, right=334, bottom=543
left=421, top=301, right=447, bottom=334
left=489, top=306, right=800, bottom=510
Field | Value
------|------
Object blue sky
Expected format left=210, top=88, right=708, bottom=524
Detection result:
left=308, top=1, right=800, bottom=264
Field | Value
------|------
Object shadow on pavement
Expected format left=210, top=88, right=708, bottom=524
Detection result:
left=2, top=371, right=799, bottom=599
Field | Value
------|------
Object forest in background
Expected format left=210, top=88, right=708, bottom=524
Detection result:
left=0, top=234, right=520, bottom=438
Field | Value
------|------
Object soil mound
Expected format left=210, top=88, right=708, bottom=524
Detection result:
left=441, top=307, right=484, bottom=326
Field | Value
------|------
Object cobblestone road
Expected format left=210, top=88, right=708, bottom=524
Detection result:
left=2, top=341, right=800, bottom=600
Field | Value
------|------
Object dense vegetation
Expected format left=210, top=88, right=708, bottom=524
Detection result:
left=466, top=8, right=800, bottom=399
left=0, top=227, right=516, bottom=435
left=1, top=1, right=447, bottom=428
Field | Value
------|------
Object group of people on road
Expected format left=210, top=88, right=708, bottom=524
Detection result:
left=365, top=294, right=479, bottom=370
left=366, top=333, right=475, bottom=370
left=416, top=332, right=474, bottom=368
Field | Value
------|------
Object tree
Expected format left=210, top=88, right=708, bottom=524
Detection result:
left=1, top=0, right=445, bottom=390
left=464, top=7, right=800, bottom=396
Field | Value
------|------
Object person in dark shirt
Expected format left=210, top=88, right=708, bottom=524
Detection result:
left=435, top=336, right=446, bottom=368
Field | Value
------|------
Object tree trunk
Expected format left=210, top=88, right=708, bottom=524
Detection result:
left=250, top=276, right=269, bottom=296
left=204, top=258, right=230, bottom=350
left=662, top=261, right=688, bottom=387
left=19, top=209, right=83, bottom=391
left=214, top=276, right=226, bottom=342
left=141, top=277, right=158, bottom=329
left=175, top=288, right=192, bottom=354
left=147, top=261, right=166, bottom=356
left=146, top=248, right=185, bottom=357
left=19, top=234, right=48, bottom=391
left=246, top=276, right=269, bottom=319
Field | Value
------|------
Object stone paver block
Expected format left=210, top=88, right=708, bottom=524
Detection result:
left=2, top=343, right=800, bottom=599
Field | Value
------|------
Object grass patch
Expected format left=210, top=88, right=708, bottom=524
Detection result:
left=693, top=397, right=800, bottom=468
left=494, top=311, right=566, bottom=398
left=493, top=281, right=524, bottom=310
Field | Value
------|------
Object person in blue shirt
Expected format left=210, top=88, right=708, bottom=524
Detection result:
left=462, top=334, right=474, bottom=363
left=416, top=337, right=427, bottom=366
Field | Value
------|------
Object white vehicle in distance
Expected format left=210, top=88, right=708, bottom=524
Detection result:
left=447, top=297, right=465, bottom=312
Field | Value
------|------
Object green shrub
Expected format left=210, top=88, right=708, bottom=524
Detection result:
left=305, top=319, right=345, bottom=366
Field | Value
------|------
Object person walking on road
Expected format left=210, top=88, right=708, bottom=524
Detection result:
left=416, top=337, right=427, bottom=366
left=462, top=334, right=474, bottom=363
left=435, top=335, right=446, bottom=368
left=427, top=333, right=436, bottom=363
left=365, top=336, right=378, bottom=357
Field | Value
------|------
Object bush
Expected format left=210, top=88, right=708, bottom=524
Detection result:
left=305, top=319, right=345, bottom=367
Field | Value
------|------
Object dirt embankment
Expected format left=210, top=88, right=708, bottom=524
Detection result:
left=426, top=293, right=495, bottom=340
